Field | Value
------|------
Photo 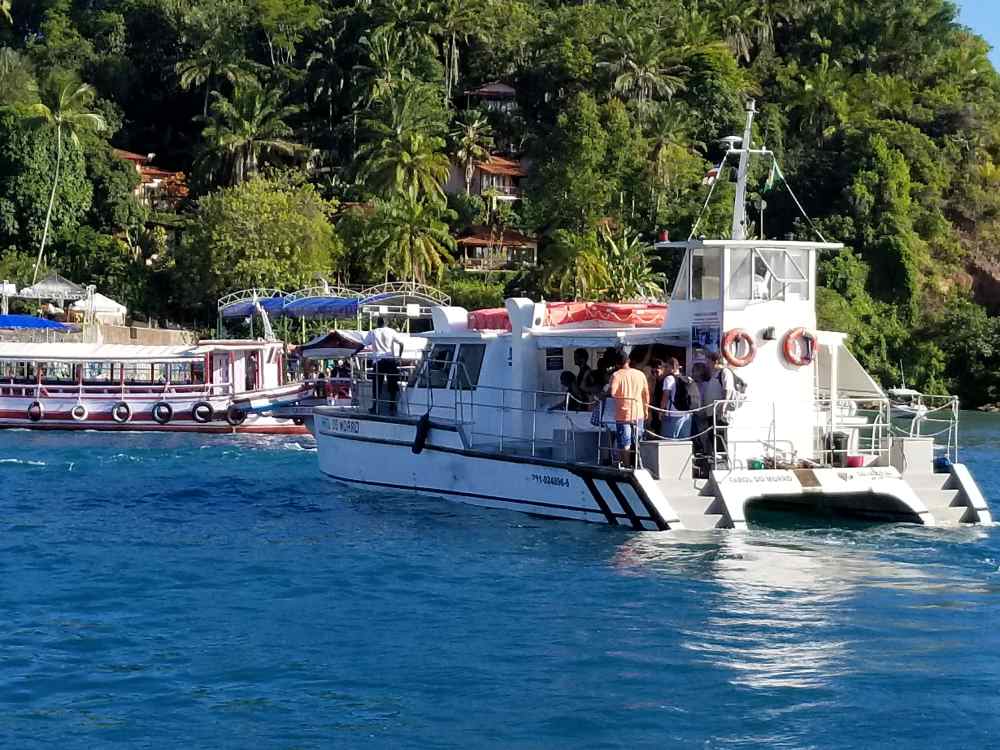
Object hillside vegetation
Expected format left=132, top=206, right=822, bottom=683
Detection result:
left=1, top=0, right=999, bottom=404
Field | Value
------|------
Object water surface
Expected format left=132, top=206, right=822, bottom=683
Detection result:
left=1, top=415, right=998, bottom=748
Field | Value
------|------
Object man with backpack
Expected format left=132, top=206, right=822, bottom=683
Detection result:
left=660, top=357, right=700, bottom=439
left=703, top=351, right=741, bottom=467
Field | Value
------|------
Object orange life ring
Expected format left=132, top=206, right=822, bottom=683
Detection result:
left=783, top=327, right=817, bottom=367
left=722, top=329, right=756, bottom=368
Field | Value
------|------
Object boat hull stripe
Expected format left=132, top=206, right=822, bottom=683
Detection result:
left=318, top=470, right=658, bottom=524
left=581, top=476, right=619, bottom=526
left=605, top=480, right=644, bottom=530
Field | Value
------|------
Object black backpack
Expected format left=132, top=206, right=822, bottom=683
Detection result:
left=672, top=374, right=701, bottom=411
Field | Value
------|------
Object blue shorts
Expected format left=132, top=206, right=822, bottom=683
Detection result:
left=615, top=420, right=644, bottom=449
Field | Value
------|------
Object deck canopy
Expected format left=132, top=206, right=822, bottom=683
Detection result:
left=0, top=342, right=198, bottom=363
left=218, top=283, right=450, bottom=321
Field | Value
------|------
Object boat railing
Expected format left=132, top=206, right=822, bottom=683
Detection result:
left=888, top=393, right=960, bottom=462
left=0, top=380, right=235, bottom=400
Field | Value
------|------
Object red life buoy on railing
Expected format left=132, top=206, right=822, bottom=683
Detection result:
left=722, top=329, right=756, bottom=368
left=782, top=327, right=817, bottom=367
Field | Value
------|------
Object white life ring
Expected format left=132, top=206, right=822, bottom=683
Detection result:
left=71, top=404, right=88, bottom=422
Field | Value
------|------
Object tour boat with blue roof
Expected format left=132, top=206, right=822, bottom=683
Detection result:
left=309, top=102, right=991, bottom=530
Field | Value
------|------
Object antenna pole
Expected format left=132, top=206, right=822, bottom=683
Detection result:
left=731, top=100, right=756, bottom=240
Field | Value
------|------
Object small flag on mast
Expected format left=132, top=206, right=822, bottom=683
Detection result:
left=764, top=160, right=783, bottom=192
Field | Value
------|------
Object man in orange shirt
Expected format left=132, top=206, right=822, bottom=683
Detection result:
left=608, top=350, right=650, bottom=468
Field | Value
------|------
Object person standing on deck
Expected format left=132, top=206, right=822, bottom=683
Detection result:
left=363, top=317, right=404, bottom=414
left=608, top=351, right=649, bottom=468
left=648, top=359, right=665, bottom=437
left=702, top=351, right=735, bottom=467
left=661, top=357, right=696, bottom=440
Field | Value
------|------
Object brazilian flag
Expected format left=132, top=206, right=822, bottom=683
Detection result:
left=764, top=161, right=784, bottom=193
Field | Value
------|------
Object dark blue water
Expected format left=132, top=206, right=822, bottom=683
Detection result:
left=1, top=416, right=999, bottom=749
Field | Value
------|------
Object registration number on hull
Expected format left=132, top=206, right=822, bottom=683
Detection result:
left=320, top=417, right=360, bottom=434
left=531, top=473, right=570, bottom=488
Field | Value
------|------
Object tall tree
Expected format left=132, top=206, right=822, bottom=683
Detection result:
left=175, top=0, right=253, bottom=117
left=369, top=196, right=455, bottom=283
left=198, top=82, right=306, bottom=186
left=26, top=79, right=106, bottom=284
left=451, top=110, right=494, bottom=195
left=598, top=19, right=689, bottom=106
left=357, top=84, right=450, bottom=202
left=434, top=0, right=482, bottom=102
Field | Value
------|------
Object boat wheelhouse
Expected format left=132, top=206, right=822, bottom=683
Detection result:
left=0, top=339, right=310, bottom=433
left=310, top=103, right=990, bottom=530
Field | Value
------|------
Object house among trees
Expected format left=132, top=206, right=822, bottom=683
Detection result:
left=456, top=226, right=538, bottom=271
left=446, top=155, right=528, bottom=203
left=464, top=82, right=517, bottom=114
left=113, top=149, right=189, bottom=211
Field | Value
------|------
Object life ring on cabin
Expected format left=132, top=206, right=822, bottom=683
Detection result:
left=721, top=328, right=756, bottom=368
left=111, top=401, right=132, bottom=424
left=151, top=402, right=173, bottom=425
left=71, top=404, right=88, bottom=422
left=191, top=401, right=214, bottom=424
left=782, top=327, right=817, bottom=367
left=225, top=404, right=248, bottom=426
left=27, top=401, right=44, bottom=422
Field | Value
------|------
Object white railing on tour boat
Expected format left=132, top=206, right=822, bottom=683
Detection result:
left=344, top=356, right=963, bottom=473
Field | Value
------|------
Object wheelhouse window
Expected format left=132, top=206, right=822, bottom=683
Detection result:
left=729, top=247, right=809, bottom=301
left=690, top=247, right=721, bottom=300
left=454, top=344, right=486, bottom=390
left=417, top=344, right=456, bottom=389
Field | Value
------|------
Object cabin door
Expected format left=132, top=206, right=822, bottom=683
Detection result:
left=212, top=353, right=231, bottom=390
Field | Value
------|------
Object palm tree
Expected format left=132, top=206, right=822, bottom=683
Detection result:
left=198, top=83, right=306, bottom=185
left=598, top=21, right=689, bottom=106
left=543, top=230, right=609, bottom=301
left=434, top=0, right=481, bottom=101
left=27, top=79, right=106, bottom=284
left=176, top=53, right=254, bottom=118
left=646, top=105, right=705, bottom=218
left=712, top=0, right=767, bottom=62
left=370, top=196, right=455, bottom=283
left=353, top=28, right=414, bottom=107
left=598, top=225, right=661, bottom=302
left=789, top=53, right=849, bottom=143
left=359, top=130, right=451, bottom=203
left=357, top=85, right=450, bottom=202
left=450, top=110, right=494, bottom=195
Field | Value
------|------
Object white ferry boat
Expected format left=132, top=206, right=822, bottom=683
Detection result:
left=0, top=338, right=310, bottom=433
left=311, top=103, right=991, bottom=530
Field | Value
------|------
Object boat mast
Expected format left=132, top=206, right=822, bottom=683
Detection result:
left=731, top=100, right=757, bottom=241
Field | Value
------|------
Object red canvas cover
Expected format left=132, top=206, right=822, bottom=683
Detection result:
left=467, top=308, right=513, bottom=331
left=466, top=302, right=667, bottom=331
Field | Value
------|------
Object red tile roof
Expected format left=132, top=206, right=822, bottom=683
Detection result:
left=457, top=226, right=537, bottom=248
left=466, top=82, right=516, bottom=98
left=476, top=155, right=527, bottom=177
left=112, top=148, right=151, bottom=164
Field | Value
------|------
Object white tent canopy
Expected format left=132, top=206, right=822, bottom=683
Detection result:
left=71, top=292, right=127, bottom=314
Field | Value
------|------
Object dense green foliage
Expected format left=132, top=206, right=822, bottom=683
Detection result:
left=0, top=0, right=999, bottom=403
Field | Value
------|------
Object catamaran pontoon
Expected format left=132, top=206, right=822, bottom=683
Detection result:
left=310, top=102, right=991, bottom=530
